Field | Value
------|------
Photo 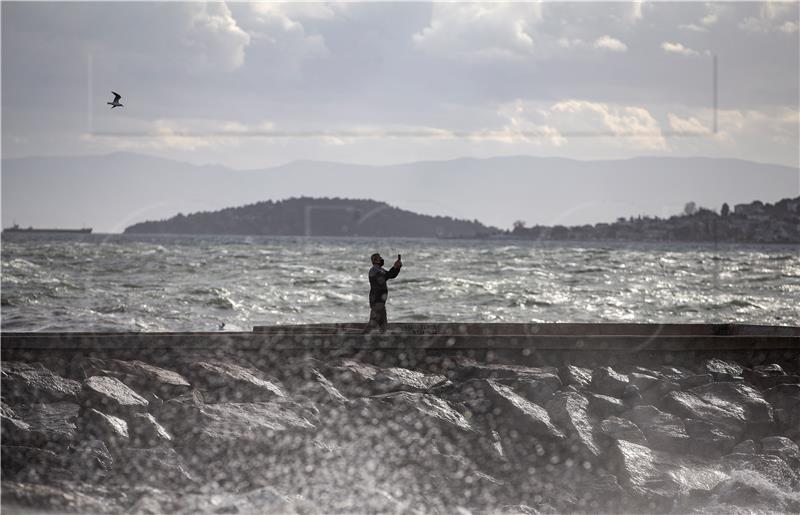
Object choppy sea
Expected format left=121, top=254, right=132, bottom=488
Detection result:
left=1, top=233, right=798, bottom=331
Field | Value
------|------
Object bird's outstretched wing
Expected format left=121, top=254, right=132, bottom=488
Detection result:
left=111, top=91, right=121, bottom=102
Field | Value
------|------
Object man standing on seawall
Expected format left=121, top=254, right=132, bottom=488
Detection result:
left=366, top=252, right=402, bottom=332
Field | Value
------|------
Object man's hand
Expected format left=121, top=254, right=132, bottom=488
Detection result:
left=393, top=258, right=402, bottom=269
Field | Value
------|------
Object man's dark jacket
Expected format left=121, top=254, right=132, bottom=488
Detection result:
left=369, top=265, right=400, bottom=306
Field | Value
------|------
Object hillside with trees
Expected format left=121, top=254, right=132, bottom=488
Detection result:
left=508, top=197, right=800, bottom=244
left=124, top=197, right=498, bottom=238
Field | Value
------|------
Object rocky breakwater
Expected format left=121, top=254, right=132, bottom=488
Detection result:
left=2, top=353, right=800, bottom=513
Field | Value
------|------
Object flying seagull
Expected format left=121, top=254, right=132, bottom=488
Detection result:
left=107, top=91, right=123, bottom=109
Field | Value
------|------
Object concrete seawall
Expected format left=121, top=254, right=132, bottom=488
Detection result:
left=3, top=323, right=799, bottom=370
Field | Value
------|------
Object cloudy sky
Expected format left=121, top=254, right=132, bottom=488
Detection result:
left=2, top=1, right=799, bottom=169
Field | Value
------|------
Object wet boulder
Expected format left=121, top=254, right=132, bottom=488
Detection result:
left=450, top=356, right=559, bottom=383
left=128, top=413, right=172, bottom=447
left=658, top=366, right=694, bottom=382
left=80, top=376, right=149, bottom=417
left=599, top=416, right=647, bottom=445
left=625, top=405, right=690, bottom=454
left=586, top=393, right=626, bottom=418
left=546, top=390, right=604, bottom=460
left=683, top=418, right=737, bottom=457
left=613, top=439, right=728, bottom=507
left=660, top=390, right=746, bottom=440
left=67, top=439, right=114, bottom=480
left=744, top=364, right=800, bottom=390
left=590, top=366, right=629, bottom=398
left=1, top=362, right=82, bottom=404
left=560, top=365, right=593, bottom=389
left=690, top=382, right=773, bottom=434
left=446, top=379, right=565, bottom=464
left=186, top=360, right=286, bottom=402
left=704, top=359, right=743, bottom=382
left=106, top=359, right=191, bottom=399
left=8, top=403, right=79, bottom=447
left=628, top=373, right=680, bottom=405
left=678, top=374, right=713, bottom=390
left=323, top=359, right=446, bottom=397
left=761, top=436, right=800, bottom=469
left=720, top=453, right=798, bottom=490
left=81, top=409, right=129, bottom=449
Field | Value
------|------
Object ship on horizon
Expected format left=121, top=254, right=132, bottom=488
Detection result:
left=2, top=224, right=92, bottom=234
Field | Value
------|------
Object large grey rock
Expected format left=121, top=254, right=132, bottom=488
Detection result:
left=599, top=416, right=647, bottom=445
left=744, top=364, right=800, bottom=389
left=704, top=359, right=744, bottom=382
left=8, top=403, right=79, bottom=447
left=658, top=366, right=694, bottom=381
left=80, top=376, right=149, bottom=416
left=323, top=359, right=446, bottom=397
left=690, top=382, right=774, bottom=432
left=1, top=362, right=82, bottom=404
left=560, top=365, right=593, bottom=389
left=128, top=412, right=172, bottom=447
left=586, top=393, right=626, bottom=418
left=450, top=356, right=559, bottom=382
left=678, top=374, right=713, bottom=390
left=445, top=379, right=565, bottom=465
left=187, top=360, right=286, bottom=402
left=761, top=436, right=800, bottom=469
left=628, top=372, right=680, bottom=404
left=625, top=405, right=690, bottom=453
left=720, top=453, right=798, bottom=489
left=660, top=390, right=747, bottom=440
left=81, top=409, right=129, bottom=448
left=683, top=418, right=737, bottom=457
left=546, top=390, right=604, bottom=460
left=107, top=359, right=191, bottom=399
left=613, top=439, right=728, bottom=506
left=590, top=366, right=629, bottom=398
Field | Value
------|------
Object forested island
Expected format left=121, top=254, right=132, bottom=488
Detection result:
left=124, top=197, right=494, bottom=238
left=124, top=196, right=800, bottom=244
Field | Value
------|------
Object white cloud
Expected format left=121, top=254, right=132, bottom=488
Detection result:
left=667, top=114, right=709, bottom=135
left=593, top=35, right=627, bottom=52
left=661, top=41, right=700, bottom=57
left=184, top=3, right=251, bottom=72
left=678, top=23, right=708, bottom=33
left=413, top=3, right=542, bottom=60
left=235, top=2, right=331, bottom=60
left=739, top=2, right=799, bottom=33
left=551, top=100, right=666, bottom=149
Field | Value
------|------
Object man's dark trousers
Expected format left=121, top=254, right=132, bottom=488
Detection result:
left=368, top=301, right=388, bottom=332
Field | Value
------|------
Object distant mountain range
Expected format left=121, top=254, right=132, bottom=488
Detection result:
left=124, top=197, right=496, bottom=238
left=2, top=151, right=798, bottom=233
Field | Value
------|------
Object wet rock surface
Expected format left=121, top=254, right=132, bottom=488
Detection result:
left=2, top=353, right=799, bottom=513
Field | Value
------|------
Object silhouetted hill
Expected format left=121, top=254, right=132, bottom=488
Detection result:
left=123, top=197, right=499, bottom=238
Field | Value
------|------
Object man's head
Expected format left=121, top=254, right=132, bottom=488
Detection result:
left=371, top=253, right=384, bottom=267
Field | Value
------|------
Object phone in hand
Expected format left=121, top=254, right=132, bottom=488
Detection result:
left=398, top=254, right=401, bottom=260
